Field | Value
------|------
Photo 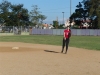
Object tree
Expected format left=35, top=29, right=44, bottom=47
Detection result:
left=70, top=2, right=83, bottom=19
left=0, top=0, right=29, bottom=26
left=70, top=1, right=85, bottom=28
left=30, top=5, right=47, bottom=26
left=53, top=21, right=59, bottom=29
left=0, top=0, right=11, bottom=26
left=71, top=0, right=100, bottom=29
left=10, top=4, right=29, bottom=26
left=38, top=14, right=47, bottom=24
left=88, top=0, right=100, bottom=29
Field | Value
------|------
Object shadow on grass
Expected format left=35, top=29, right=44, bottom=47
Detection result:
left=44, top=50, right=60, bottom=53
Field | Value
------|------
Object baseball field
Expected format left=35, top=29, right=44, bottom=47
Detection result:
left=0, top=35, right=100, bottom=75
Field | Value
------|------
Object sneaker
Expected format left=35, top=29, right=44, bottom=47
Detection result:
left=65, top=51, right=67, bottom=54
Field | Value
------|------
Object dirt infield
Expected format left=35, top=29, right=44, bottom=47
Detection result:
left=0, top=42, right=100, bottom=75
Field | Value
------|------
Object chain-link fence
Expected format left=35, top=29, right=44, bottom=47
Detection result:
left=30, top=28, right=100, bottom=36
left=1, top=26, right=100, bottom=36
left=0, top=26, right=30, bottom=36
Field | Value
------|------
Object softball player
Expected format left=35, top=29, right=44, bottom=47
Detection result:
left=61, top=26, right=71, bottom=54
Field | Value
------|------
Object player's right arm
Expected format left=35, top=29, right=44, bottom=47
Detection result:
left=63, top=31, right=66, bottom=40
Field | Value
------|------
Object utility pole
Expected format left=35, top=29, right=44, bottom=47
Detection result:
left=62, top=12, right=64, bottom=25
left=70, top=0, right=72, bottom=27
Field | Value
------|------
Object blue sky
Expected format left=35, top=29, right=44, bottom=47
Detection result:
left=1, top=0, right=82, bottom=24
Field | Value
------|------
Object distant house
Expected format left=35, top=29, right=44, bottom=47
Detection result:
left=64, top=19, right=75, bottom=27
left=79, top=18, right=92, bottom=29
left=42, top=23, right=54, bottom=29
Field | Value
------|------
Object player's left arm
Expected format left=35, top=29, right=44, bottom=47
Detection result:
left=69, top=29, right=71, bottom=38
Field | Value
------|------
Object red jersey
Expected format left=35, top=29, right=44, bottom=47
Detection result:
left=64, top=29, right=71, bottom=38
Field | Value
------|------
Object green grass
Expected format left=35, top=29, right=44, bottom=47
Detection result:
left=70, top=36, right=100, bottom=50
left=0, top=35, right=100, bottom=51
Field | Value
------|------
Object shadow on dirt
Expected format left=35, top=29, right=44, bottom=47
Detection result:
left=44, top=50, right=60, bottom=53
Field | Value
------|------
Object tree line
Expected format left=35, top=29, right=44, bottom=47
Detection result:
left=0, top=0, right=100, bottom=29
left=0, top=0, right=46, bottom=26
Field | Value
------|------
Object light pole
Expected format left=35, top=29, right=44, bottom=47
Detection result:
left=70, top=0, right=71, bottom=27
left=62, top=12, right=64, bottom=25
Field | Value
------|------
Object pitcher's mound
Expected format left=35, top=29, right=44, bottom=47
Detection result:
left=0, top=47, right=35, bottom=52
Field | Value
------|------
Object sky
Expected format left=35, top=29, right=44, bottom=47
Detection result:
left=1, top=0, right=82, bottom=24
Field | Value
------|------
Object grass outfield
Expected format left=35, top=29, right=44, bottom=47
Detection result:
left=0, top=35, right=100, bottom=50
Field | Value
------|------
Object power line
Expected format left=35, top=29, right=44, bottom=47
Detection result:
left=40, top=7, right=76, bottom=11
left=41, top=12, right=70, bottom=13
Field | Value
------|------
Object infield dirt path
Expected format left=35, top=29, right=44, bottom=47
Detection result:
left=0, top=42, right=100, bottom=75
